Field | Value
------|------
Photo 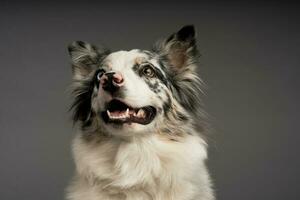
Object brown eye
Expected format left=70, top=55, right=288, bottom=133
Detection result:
left=142, top=65, right=155, bottom=78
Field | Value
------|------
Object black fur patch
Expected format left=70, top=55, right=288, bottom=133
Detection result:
left=70, top=77, right=96, bottom=128
left=132, top=62, right=169, bottom=91
left=162, top=92, right=172, bottom=118
left=176, top=25, right=195, bottom=42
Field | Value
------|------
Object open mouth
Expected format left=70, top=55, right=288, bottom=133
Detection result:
left=101, top=99, right=156, bottom=125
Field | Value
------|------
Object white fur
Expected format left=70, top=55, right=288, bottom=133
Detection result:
left=66, top=132, right=214, bottom=200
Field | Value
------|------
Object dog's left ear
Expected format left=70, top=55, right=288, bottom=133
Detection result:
left=155, top=25, right=199, bottom=72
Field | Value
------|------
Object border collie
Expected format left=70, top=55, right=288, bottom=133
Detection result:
left=66, top=25, right=214, bottom=200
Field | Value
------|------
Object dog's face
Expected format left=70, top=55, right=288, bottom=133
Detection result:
left=68, top=25, right=203, bottom=136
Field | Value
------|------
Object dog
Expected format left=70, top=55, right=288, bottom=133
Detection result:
left=65, top=25, right=215, bottom=200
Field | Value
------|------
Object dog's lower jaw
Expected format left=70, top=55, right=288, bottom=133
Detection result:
left=66, top=133, right=215, bottom=200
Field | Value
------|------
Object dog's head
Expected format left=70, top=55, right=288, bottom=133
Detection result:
left=68, top=25, right=204, bottom=137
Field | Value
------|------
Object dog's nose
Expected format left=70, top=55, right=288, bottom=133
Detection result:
left=100, top=71, right=124, bottom=93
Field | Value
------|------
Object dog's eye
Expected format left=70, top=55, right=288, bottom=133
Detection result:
left=142, top=65, right=155, bottom=78
left=96, top=69, right=105, bottom=81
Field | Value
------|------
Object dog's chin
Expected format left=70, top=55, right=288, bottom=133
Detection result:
left=100, top=99, right=157, bottom=134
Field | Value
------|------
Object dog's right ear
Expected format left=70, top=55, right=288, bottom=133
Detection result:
left=67, top=41, right=108, bottom=79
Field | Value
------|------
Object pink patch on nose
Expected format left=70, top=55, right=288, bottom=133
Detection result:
left=113, top=73, right=123, bottom=84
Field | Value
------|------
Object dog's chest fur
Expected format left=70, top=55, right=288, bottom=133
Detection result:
left=67, top=133, right=212, bottom=200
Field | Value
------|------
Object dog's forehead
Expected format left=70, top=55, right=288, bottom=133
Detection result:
left=104, top=49, right=149, bottom=70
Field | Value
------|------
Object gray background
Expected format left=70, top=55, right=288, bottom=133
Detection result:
left=0, top=1, right=299, bottom=200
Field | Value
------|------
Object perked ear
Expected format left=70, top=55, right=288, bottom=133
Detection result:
left=155, top=25, right=199, bottom=71
left=67, top=41, right=107, bottom=79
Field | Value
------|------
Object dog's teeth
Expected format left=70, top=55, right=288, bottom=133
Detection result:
left=107, top=107, right=147, bottom=121
left=137, top=109, right=145, bottom=118
left=107, top=110, right=111, bottom=118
